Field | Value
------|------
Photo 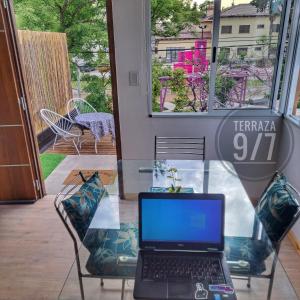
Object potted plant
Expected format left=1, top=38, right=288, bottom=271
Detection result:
left=167, top=167, right=182, bottom=193
left=150, top=164, right=193, bottom=193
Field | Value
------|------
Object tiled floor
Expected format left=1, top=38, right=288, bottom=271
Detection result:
left=1, top=153, right=300, bottom=300
left=60, top=197, right=300, bottom=300
left=0, top=195, right=299, bottom=300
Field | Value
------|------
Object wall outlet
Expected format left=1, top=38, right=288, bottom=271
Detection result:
left=129, top=71, right=139, bottom=86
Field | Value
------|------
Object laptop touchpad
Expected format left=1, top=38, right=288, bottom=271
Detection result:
left=168, top=282, right=194, bottom=299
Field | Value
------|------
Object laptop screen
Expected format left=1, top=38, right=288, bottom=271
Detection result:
left=139, top=193, right=224, bottom=251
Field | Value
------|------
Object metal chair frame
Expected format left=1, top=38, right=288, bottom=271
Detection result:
left=231, top=171, right=300, bottom=300
left=54, top=175, right=128, bottom=300
left=67, top=98, right=97, bottom=124
left=40, top=109, right=82, bottom=155
left=154, top=136, right=206, bottom=160
left=67, top=98, right=100, bottom=154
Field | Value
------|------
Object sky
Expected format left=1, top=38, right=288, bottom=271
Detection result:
left=194, top=0, right=251, bottom=8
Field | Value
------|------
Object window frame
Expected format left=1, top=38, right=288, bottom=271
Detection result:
left=237, top=47, right=248, bottom=56
left=239, top=24, right=250, bottom=34
left=282, top=0, right=300, bottom=127
left=220, top=47, right=230, bottom=58
left=145, top=0, right=290, bottom=118
left=257, top=24, right=265, bottom=29
left=274, top=0, right=300, bottom=118
left=221, top=25, right=232, bottom=34
left=272, top=0, right=293, bottom=112
left=165, top=47, right=185, bottom=63
left=272, top=24, right=281, bottom=33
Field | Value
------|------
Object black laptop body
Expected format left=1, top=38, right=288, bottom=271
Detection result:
left=133, top=193, right=237, bottom=300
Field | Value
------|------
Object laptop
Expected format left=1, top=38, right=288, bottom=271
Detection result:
left=133, top=193, right=236, bottom=300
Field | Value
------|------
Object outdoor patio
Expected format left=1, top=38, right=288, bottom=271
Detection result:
left=45, top=131, right=116, bottom=156
left=42, top=127, right=117, bottom=195
left=44, top=154, right=117, bottom=195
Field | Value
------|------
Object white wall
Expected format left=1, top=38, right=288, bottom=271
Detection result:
left=278, top=120, right=300, bottom=240
left=112, top=0, right=282, bottom=199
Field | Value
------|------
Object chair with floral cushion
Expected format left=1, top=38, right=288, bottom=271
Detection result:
left=55, top=172, right=138, bottom=300
left=225, top=172, right=300, bottom=300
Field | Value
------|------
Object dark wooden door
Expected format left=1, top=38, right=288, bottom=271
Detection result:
left=0, top=1, right=43, bottom=202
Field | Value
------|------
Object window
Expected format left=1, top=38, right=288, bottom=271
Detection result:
left=150, top=0, right=287, bottom=114
left=286, top=25, right=300, bottom=121
left=290, top=71, right=300, bottom=119
left=239, top=25, right=250, bottom=34
left=166, top=47, right=185, bottom=63
left=237, top=47, right=248, bottom=56
left=272, top=24, right=280, bottom=33
left=220, top=47, right=230, bottom=57
left=221, top=25, right=232, bottom=34
left=273, top=0, right=296, bottom=112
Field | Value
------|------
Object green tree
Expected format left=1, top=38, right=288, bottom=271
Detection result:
left=81, top=74, right=112, bottom=113
left=215, top=75, right=235, bottom=105
left=218, top=48, right=230, bottom=65
left=14, top=0, right=207, bottom=113
left=151, top=0, right=205, bottom=37
left=152, top=60, right=172, bottom=112
left=250, top=0, right=281, bottom=58
left=250, top=0, right=269, bottom=11
left=14, top=0, right=110, bottom=111
left=14, top=0, right=108, bottom=61
left=170, top=69, right=190, bottom=112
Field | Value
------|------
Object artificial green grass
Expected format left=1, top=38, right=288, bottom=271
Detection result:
left=40, top=153, right=66, bottom=179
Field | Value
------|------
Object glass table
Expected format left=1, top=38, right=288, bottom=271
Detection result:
left=59, top=160, right=298, bottom=300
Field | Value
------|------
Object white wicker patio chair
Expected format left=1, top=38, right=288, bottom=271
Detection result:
left=40, top=109, right=82, bottom=155
left=67, top=98, right=100, bottom=153
left=67, top=98, right=97, bottom=124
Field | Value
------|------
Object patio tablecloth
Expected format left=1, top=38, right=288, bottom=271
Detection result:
left=75, top=112, right=115, bottom=142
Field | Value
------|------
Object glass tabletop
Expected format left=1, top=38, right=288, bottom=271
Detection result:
left=59, top=160, right=298, bottom=300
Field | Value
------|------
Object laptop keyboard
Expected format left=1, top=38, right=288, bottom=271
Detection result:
left=142, top=253, right=225, bottom=284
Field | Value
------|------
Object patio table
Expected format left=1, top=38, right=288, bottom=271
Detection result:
left=58, top=160, right=298, bottom=300
left=75, top=112, right=115, bottom=144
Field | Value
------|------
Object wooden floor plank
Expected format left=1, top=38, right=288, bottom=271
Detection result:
left=45, top=132, right=116, bottom=155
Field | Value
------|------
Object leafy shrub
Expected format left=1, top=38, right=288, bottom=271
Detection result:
left=202, top=73, right=235, bottom=105
left=82, top=74, right=112, bottom=113
left=238, top=50, right=247, bottom=61
left=170, top=69, right=189, bottom=112
left=152, top=60, right=172, bottom=112
left=218, top=49, right=230, bottom=65
left=215, top=75, right=235, bottom=104
left=152, top=60, right=237, bottom=111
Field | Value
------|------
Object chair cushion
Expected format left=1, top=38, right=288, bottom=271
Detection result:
left=225, top=237, right=273, bottom=275
left=256, top=174, right=299, bottom=242
left=85, top=223, right=138, bottom=277
left=62, top=172, right=106, bottom=240
left=79, top=171, right=105, bottom=199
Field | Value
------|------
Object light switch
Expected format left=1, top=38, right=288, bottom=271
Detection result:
left=129, top=71, right=139, bottom=86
